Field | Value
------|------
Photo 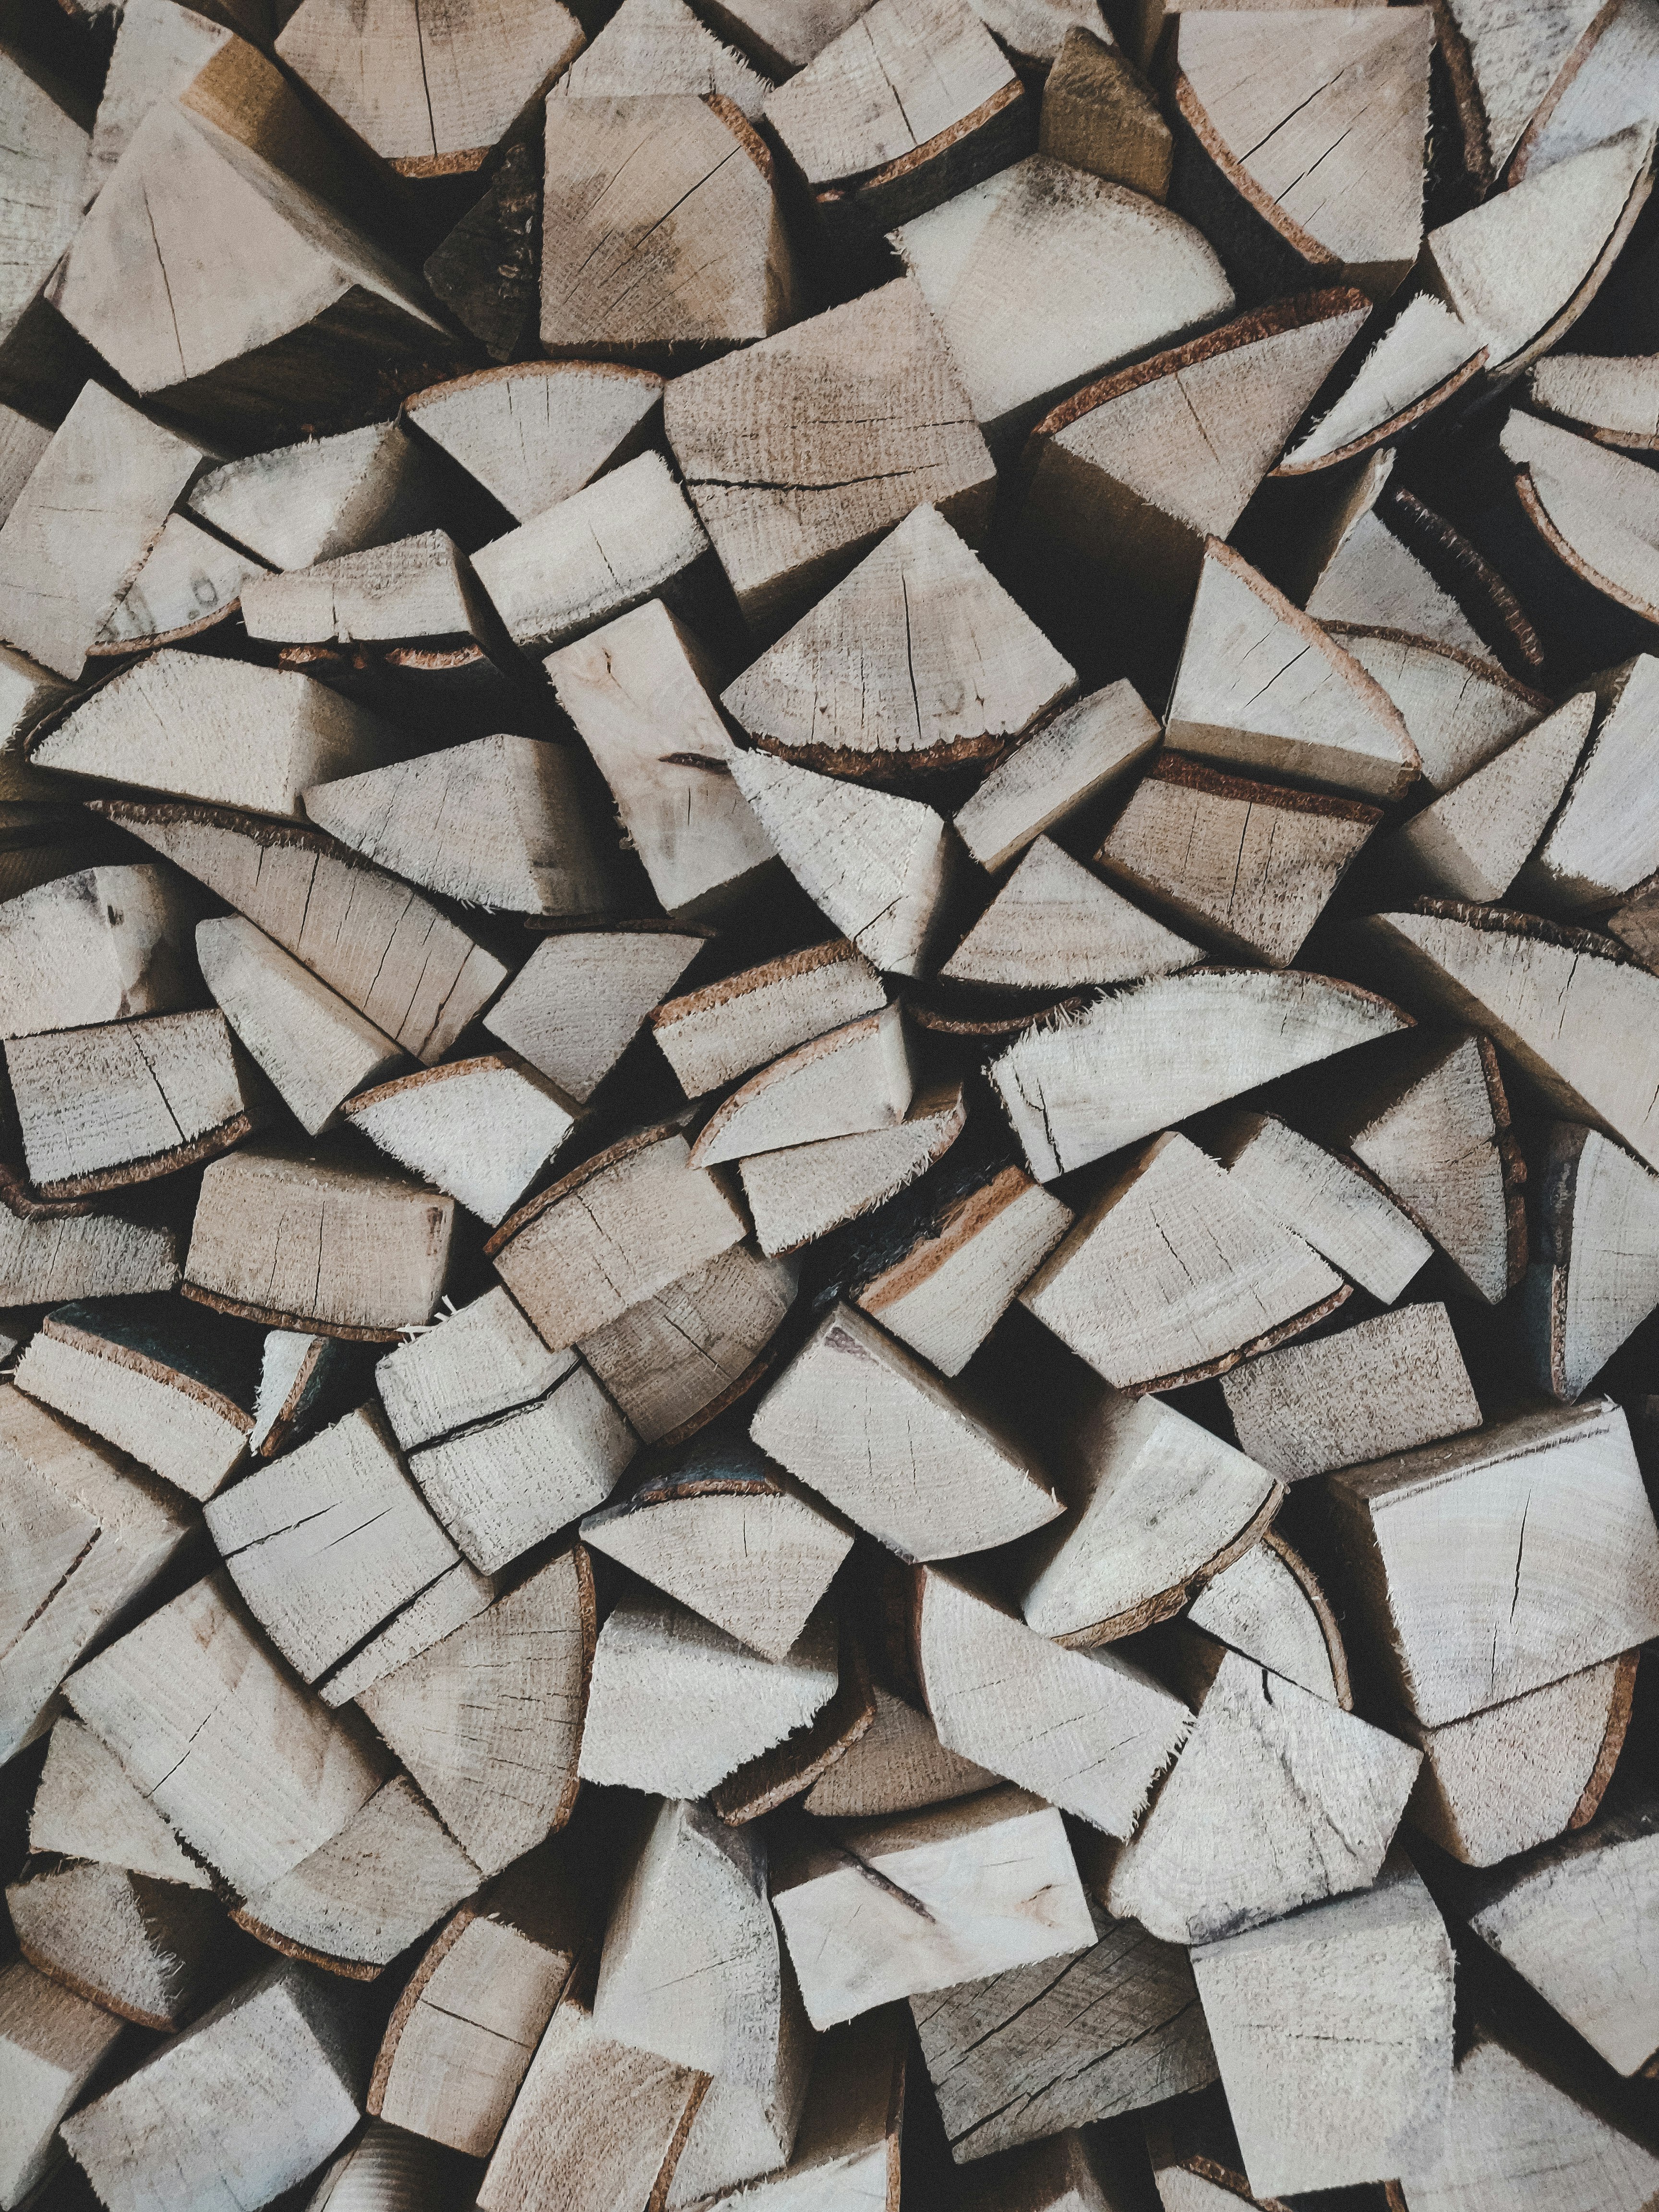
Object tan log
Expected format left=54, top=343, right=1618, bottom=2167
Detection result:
left=1205, top=1109, right=1431, bottom=1305
left=7, top=1857, right=226, bottom=2028
left=404, top=362, right=662, bottom=524
left=0, top=1956, right=128, bottom=2210
left=1524, top=1121, right=1659, bottom=1402
left=1040, top=25, right=1172, bottom=196
left=1331, top=627, right=1549, bottom=793
left=801, top=1682, right=1000, bottom=1818
left=1276, top=296, right=1487, bottom=475
left=188, top=420, right=446, bottom=572
left=554, top=0, right=770, bottom=111
left=739, top=1078, right=968, bottom=1255
left=1389, top=690, right=1592, bottom=904
left=343, top=1057, right=578, bottom=1227
left=30, top=1714, right=212, bottom=1889
left=1185, top=1529, right=1353, bottom=1708
left=941, top=836, right=1202, bottom=992
left=0, top=863, right=197, bottom=1041
left=485, top=927, right=705, bottom=1103
left=650, top=938, right=884, bottom=1100
left=952, top=680, right=1161, bottom=873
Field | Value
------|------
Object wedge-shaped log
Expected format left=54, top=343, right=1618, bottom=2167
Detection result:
left=684, top=2009, right=905, bottom=2212
left=952, top=680, right=1160, bottom=873
left=772, top=1786, right=1096, bottom=2029
left=1186, top=1529, right=1351, bottom=1707
left=650, top=938, right=884, bottom=1099
left=7, top=1857, right=224, bottom=2029
left=752, top=1301, right=1059, bottom=1559
left=0, top=1205, right=182, bottom=1311
left=95, top=512, right=267, bottom=656
left=1205, top=1109, right=1430, bottom=1304
left=250, top=1332, right=373, bottom=1462
left=242, top=529, right=501, bottom=653
left=940, top=837, right=1201, bottom=991
left=1432, top=0, right=1603, bottom=185
left=188, top=420, right=445, bottom=572
left=1040, top=25, right=1172, bottom=195
left=1274, top=294, right=1486, bottom=476
left=708, top=1622, right=878, bottom=1829
left=0, top=1957, right=127, bottom=2212
left=1525, top=1122, right=1659, bottom=1403
left=1497, top=411, right=1659, bottom=651
left=1334, top=627, right=1549, bottom=793
left=1530, top=350, right=1659, bottom=451
left=404, top=363, right=662, bottom=525
left=344, top=1057, right=578, bottom=1227
left=485, top=927, right=706, bottom=1102
left=1390, top=690, right=1592, bottom=903
left=31, top=1714, right=212, bottom=1889
left=1295, top=454, right=1503, bottom=661
left=707, top=0, right=870, bottom=74
left=1515, top=656, right=1659, bottom=916
left=0, top=32, right=92, bottom=421
left=802, top=1683, right=999, bottom=1817
left=577, top=1241, right=795, bottom=1448
left=553, top=0, right=771, bottom=110
left=0, top=646, right=75, bottom=801
left=740, top=1079, right=968, bottom=1255
left=186, top=1141, right=454, bottom=1339
left=0, top=863, right=196, bottom=1041
left=691, top=1007, right=910, bottom=1167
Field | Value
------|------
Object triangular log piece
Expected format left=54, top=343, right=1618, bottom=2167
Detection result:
left=547, top=601, right=778, bottom=921
left=851, top=1158, right=1072, bottom=1376
left=1422, top=124, right=1655, bottom=377
left=577, top=1591, right=838, bottom=1797
left=941, top=837, right=1202, bottom=990
left=93, top=512, right=268, bottom=656
left=751, top=1300, right=1060, bottom=1559
left=554, top=0, right=771, bottom=111
left=1102, top=1648, right=1420, bottom=1946
left=0, top=405, right=50, bottom=526
left=187, top=420, right=445, bottom=572
left=582, top=1432, right=853, bottom=1661
left=0, top=1205, right=183, bottom=1316
left=343, top=1056, right=578, bottom=1226
left=1291, top=453, right=1493, bottom=664
left=1190, top=1856, right=1453, bottom=2199
left=1320, top=1397, right=1659, bottom=1727
left=911, top=1892, right=1216, bottom=2162
left=204, top=1402, right=460, bottom=1688
left=729, top=752, right=959, bottom=979
left=1432, top=0, right=1604, bottom=186
left=575, top=1243, right=800, bottom=1447
left=1165, top=541, right=1419, bottom=800
left=913, top=1566, right=1191, bottom=1833
left=0, top=28, right=91, bottom=388
left=1017, top=1384, right=1281, bottom=1643
left=472, top=452, right=711, bottom=654
left=275, top=0, right=582, bottom=172
left=762, top=0, right=1023, bottom=241
left=297, top=2124, right=463, bottom=2209
left=30, top=1715, right=212, bottom=1888
left=1186, top=1529, right=1352, bottom=1707
left=725, top=505, right=1075, bottom=781
left=377, top=1288, right=568, bottom=1451
left=316, top=1558, right=501, bottom=1713
left=739, top=1073, right=964, bottom=1252
left=1357, top=905, right=1659, bottom=1174
left=661, top=278, right=995, bottom=629
left=475, top=1953, right=709, bottom=2212
left=690, top=2010, right=906, bottom=2212
left=1530, top=350, right=1659, bottom=451
left=1505, top=0, right=1659, bottom=186
left=0, top=1957, right=128, bottom=2210
left=1327, top=1028, right=1525, bottom=1305
left=1221, top=1304, right=1482, bottom=1484
left=698, top=0, right=870, bottom=76
left=0, top=648, right=76, bottom=799
left=4, top=1009, right=269, bottom=1200
left=59, top=1960, right=364, bottom=2212
left=953, top=680, right=1161, bottom=874
left=47, top=102, right=465, bottom=447
left=369, top=1839, right=585, bottom=2156
left=1515, top=655, right=1659, bottom=914
left=0, top=864, right=196, bottom=1040
left=1020, top=1131, right=1348, bottom=1392
left=356, top=1547, right=593, bottom=1877
left=1096, top=755, right=1379, bottom=967
left=1525, top=1122, right=1659, bottom=1403
left=486, top=1118, right=748, bottom=1352
left=801, top=1682, right=1000, bottom=1816
left=33, top=651, right=394, bottom=818
left=1400, top=1652, right=1637, bottom=1868
left=185, top=1140, right=454, bottom=1340
left=1498, top=409, right=1659, bottom=635
left=1275, top=295, right=1487, bottom=475
left=708, top=1620, right=878, bottom=1827
left=198, top=914, right=409, bottom=1139
left=1390, top=690, right=1593, bottom=903
left=1330, top=628, right=1550, bottom=793
left=93, top=800, right=509, bottom=1066
left=404, top=363, right=663, bottom=525
left=1167, top=8, right=1432, bottom=301
left=1022, top=293, right=1369, bottom=608
left=1205, top=1109, right=1431, bottom=1305
left=892, top=155, right=1234, bottom=459
left=0, top=1384, right=194, bottom=1767
left=84, top=1, right=263, bottom=194
left=230, top=1773, right=481, bottom=1978
left=422, top=137, right=542, bottom=361
left=651, top=938, right=884, bottom=1099
left=541, top=94, right=799, bottom=362
left=238, top=529, right=492, bottom=652
left=65, top=1572, right=391, bottom=1900
left=772, top=1785, right=1096, bottom=2029
left=14, top=1292, right=259, bottom=1502
left=485, top=927, right=707, bottom=1103
left=1039, top=26, right=1172, bottom=197
left=690, top=1007, right=910, bottom=1167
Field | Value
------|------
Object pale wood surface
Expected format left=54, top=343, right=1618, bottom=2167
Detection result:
left=1502, top=409, right=1659, bottom=632
left=188, top=421, right=444, bottom=572
left=1332, top=627, right=1549, bottom=792
left=1509, top=0, right=1659, bottom=185
left=8, top=1849, right=222, bottom=2029
left=345, top=1055, right=578, bottom=1226
left=554, top=0, right=771, bottom=112
left=741, top=1088, right=953, bottom=1263
left=691, top=1006, right=910, bottom=1167
left=1525, top=1120, right=1659, bottom=1402
left=486, top=927, right=704, bottom=1103
left=299, top=2120, right=457, bottom=2211
left=651, top=938, right=884, bottom=1099
left=0, top=1955, right=127, bottom=2211
left=952, top=680, right=1160, bottom=873
left=1206, top=1108, right=1431, bottom=1304
left=0, top=862, right=196, bottom=1041
left=1186, top=1530, right=1351, bottom=1707
left=1392, top=689, right=1592, bottom=903
left=406, top=362, right=662, bottom=524
left=31, top=1714, right=212, bottom=1888
left=95, top=511, right=268, bottom=653
left=1278, top=296, right=1487, bottom=474
left=1436, top=0, right=1603, bottom=180
left=1516, top=652, right=1659, bottom=914
left=942, top=836, right=1202, bottom=991
left=241, top=529, right=491, bottom=648
left=1531, top=349, right=1659, bottom=446
left=0, top=1205, right=182, bottom=1310
left=802, top=1682, right=999, bottom=1816
left=317, top=1559, right=498, bottom=1711
left=1041, top=26, right=1172, bottom=196
left=377, top=1285, right=567, bottom=1448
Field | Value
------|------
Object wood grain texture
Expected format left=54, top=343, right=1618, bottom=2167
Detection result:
left=1524, top=1120, right=1659, bottom=1402
left=486, top=927, right=705, bottom=1103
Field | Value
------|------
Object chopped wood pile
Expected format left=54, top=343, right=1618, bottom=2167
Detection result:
left=8, top=1, right=1659, bottom=2210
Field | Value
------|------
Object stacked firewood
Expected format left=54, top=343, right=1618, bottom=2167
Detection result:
left=5, top=0, right=1659, bottom=2208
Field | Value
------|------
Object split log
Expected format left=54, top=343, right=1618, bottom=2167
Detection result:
left=1096, top=755, right=1379, bottom=967
left=729, top=752, right=959, bottom=979
left=7, top=1857, right=226, bottom=2029
left=1318, top=1396, right=1659, bottom=1726
left=1525, top=1121, right=1659, bottom=1403
left=377, top=1286, right=636, bottom=1572
left=93, top=800, right=510, bottom=1066
left=85, top=0, right=255, bottom=193
left=421, top=137, right=543, bottom=363
left=651, top=938, right=884, bottom=1099
left=187, top=420, right=446, bottom=572
left=14, top=1294, right=259, bottom=1502
left=1204, top=1109, right=1431, bottom=1305
left=661, top=277, right=996, bottom=628
left=911, top=1893, right=1214, bottom=2162
left=771, top=1785, right=1096, bottom=2028
left=1516, top=654, right=1659, bottom=916
left=356, top=1546, right=594, bottom=1876
left=487, top=1118, right=748, bottom=1352
left=1274, top=295, right=1487, bottom=475
left=706, top=1613, right=877, bottom=1827
left=298, top=2122, right=461, bottom=2212
left=1530, top=349, right=1659, bottom=450
left=0, top=403, right=50, bottom=526
left=404, top=363, right=662, bottom=525
left=472, top=452, right=711, bottom=653
left=92, top=512, right=268, bottom=655
left=892, top=155, right=1234, bottom=459
left=0, top=1204, right=183, bottom=1311
left=752, top=1300, right=1060, bottom=1559
left=0, top=647, right=76, bottom=799
left=31, top=1714, right=212, bottom=1888
left=1185, top=1529, right=1352, bottom=1707
left=554, top=0, right=771, bottom=111
left=343, top=1057, right=577, bottom=1226
left=369, top=1839, right=585, bottom=2156
left=239, top=529, right=502, bottom=656
left=1388, top=690, right=1593, bottom=903
left=725, top=504, right=1074, bottom=781
left=185, top=1140, right=454, bottom=1339
left=941, top=837, right=1202, bottom=990
left=33, top=650, right=394, bottom=819
left=547, top=601, right=778, bottom=920
left=0, top=862, right=196, bottom=1040
left=913, top=1566, right=1191, bottom=1833
left=1039, top=26, right=1171, bottom=196
left=1432, top=0, right=1604, bottom=187
left=1506, top=0, right=1659, bottom=186
left=0, top=31, right=93, bottom=422
left=0, top=1956, right=127, bottom=2211
left=699, top=0, right=869, bottom=76
left=60, top=1959, right=364, bottom=2212
left=577, top=1591, right=838, bottom=1797
left=802, top=1681, right=999, bottom=1816
left=1188, top=1855, right=1454, bottom=2199
left=690, top=1007, right=910, bottom=1166
left=750, top=1107, right=991, bottom=1261
left=315, top=1559, right=499, bottom=1711
left=1330, top=628, right=1550, bottom=793
left=1221, top=1305, right=1482, bottom=1483
left=952, top=680, right=1161, bottom=873
left=1327, top=1029, right=1525, bottom=1306
left=1497, top=411, right=1659, bottom=646
left=0, top=1384, right=195, bottom=1766
left=1400, top=1653, right=1638, bottom=1868
left=1019, top=1130, right=1347, bottom=1392
left=485, top=927, right=706, bottom=1102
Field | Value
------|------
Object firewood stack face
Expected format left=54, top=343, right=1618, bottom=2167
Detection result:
left=8, top=6, right=1659, bottom=2212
